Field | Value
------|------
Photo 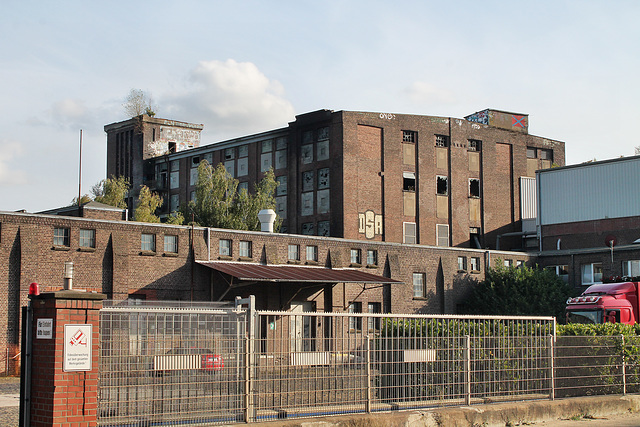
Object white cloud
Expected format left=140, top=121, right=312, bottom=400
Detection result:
left=404, top=82, right=457, bottom=106
left=0, top=140, right=28, bottom=185
left=164, top=59, right=295, bottom=141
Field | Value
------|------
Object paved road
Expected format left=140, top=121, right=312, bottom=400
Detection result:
left=0, top=377, right=19, bottom=426
left=538, top=412, right=640, bottom=426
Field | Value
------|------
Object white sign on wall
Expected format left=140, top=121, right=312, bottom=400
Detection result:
left=36, top=318, right=53, bottom=339
left=63, top=324, right=92, bottom=372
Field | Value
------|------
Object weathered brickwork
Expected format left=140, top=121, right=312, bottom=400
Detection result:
left=105, top=109, right=564, bottom=251
left=0, top=211, right=532, bottom=374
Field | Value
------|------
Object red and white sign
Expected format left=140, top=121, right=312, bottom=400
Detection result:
left=63, top=324, right=92, bottom=372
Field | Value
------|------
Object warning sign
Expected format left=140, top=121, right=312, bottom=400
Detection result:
left=63, top=324, right=92, bottom=372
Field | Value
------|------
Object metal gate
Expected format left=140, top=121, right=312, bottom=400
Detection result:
left=98, top=299, right=250, bottom=426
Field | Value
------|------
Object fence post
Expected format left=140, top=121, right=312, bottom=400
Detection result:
left=621, top=334, right=626, bottom=395
left=464, top=335, right=471, bottom=405
left=366, top=335, right=371, bottom=413
left=548, top=334, right=555, bottom=401
left=238, top=295, right=256, bottom=423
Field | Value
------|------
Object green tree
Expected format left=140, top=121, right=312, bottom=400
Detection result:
left=134, top=186, right=162, bottom=223
left=93, top=175, right=130, bottom=209
left=182, top=160, right=280, bottom=230
left=69, top=194, right=92, bottom=206
left=165, top=211, right=185, bottom=225
left=459, top=263, right=572, bottom=319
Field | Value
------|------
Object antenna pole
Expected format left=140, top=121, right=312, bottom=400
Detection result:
left=78, top=129, right=83, bottom=206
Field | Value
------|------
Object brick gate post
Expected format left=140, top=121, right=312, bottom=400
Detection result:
left=26, top=290, right=106, bottom=427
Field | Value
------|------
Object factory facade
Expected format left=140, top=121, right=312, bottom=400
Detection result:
left=105, top=108, right=565, bottom=251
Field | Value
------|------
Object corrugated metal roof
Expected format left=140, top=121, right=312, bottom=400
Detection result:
left=197, top=261, right=403, bottom=284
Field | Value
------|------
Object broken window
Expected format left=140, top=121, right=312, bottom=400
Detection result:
left=402, top=130, right=417, bottom=143
left=436, top=176, right=448, bottom=195
left=470, top=227, right=482, bottom=249
left=468, top=139, right=481, bottom=151
left=539, top=149, right=553, bottom=160
left=469, top=178, right=480, bottom=198
left=435, top=135, right=449, bottom=147
left=403, top=172, right=416, bottom=192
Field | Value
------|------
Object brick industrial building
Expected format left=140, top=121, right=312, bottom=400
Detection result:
left=0, top=207, right=531, bottom=375
left=105, top=108, right=565, bottom=251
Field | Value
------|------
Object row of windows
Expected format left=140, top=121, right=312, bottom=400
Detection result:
left=402, top=131, right=482, bottom=151
left=141, top=233, right=178, bottom=253
left=347, top=301, right=382, bottom=331
left=54, top=227, right=95, bottom=249
left=527, top=147, right=553, bottom=160
left=402, top=174, right=480, bottom=198
left=547, top=260, right=640, bottom=286
left=403, top=223, right=451, bottom=246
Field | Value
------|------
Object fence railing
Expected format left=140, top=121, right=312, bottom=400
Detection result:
left=98, top=303, right=640, bottom=425
left=251, top=312, right=556, bottom=421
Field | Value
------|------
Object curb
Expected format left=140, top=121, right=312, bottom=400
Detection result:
left=255, top=394, right=640, bottom=426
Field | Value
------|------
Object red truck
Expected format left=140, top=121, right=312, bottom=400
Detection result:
left=565, top=281, right=640, bottom=325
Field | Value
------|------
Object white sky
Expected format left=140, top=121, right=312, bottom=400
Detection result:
left=1, top=1, right=638, bottom=212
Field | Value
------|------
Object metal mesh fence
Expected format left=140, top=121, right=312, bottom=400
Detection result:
left=99, top=302, right=247, bottom=426
left=555, top=335, right=640, bottom=398
left=252, top=312, right=556, bottom=421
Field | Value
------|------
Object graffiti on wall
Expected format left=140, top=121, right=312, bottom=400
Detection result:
left=465, top=110, right=490, bottom=125
left=358, top=210, right=383, bottom=239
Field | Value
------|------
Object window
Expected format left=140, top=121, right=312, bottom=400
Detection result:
left=436, top=224, right=449, bottom=247
left=301, top=144, right=313, bottom=164
left=368, top=302, right=381, bottom=331
left=318, top=168, right=330, bottom=189
left=403, top=130, right=417, bottom=143
left=239, top=241, right=252, bottom=258
left=403, top=172, right=416, bottom=191
left=302, top=171, right=314, bottom=192
left=141, top=233, right=156, bottom=252
left=219, top=239, right=231, bottom=257
left=623, top=260, right=640, bottom=277
left=457, top=256, right=467, bottom=271
left=276, top=176, right=288, bottom=195
left=470, top=227, right=482, bottom=249
left=224, top=148, right=235, bottom=160
left=238, top=145, right=249, bottom=157
left=582, top=263, right=603, bottom=285
left=318, top=221, right=330, bottom=236
left=318, top=127, right=329, bottom=141
left=306, top=245, right=318, bottom=262
left=262, top=139, right=273, bottom=153
left=276, top=136, right=288, bottom=150
left=516, top=260, right=524, bottom=268
left=435, top=135, right=448, bottom=147
left=469, top=179, right=480, bottom=198
left=191, top=156, right=200, bottom=167
left=436, top=176, right=448, bottom=195
left=348, top=302, right=362, bottom=331
left=468, top=139, right=481, bottom=151
left=367, top=249, right=378, bottom=266
left=260, top=153, right=272, bottom=172
left=546, top=265, right=569, bottom=283
left=54, top=227, right=70, bottom=247
left=403, top=222, right=417, bottom=244
left=504, top=259, right=513, bottom=267
left=539, top=149, right=553, bottom=160
left=79, top=229, right=95, bottom=248
left=470, top=257, right=481, bottom=272
left=288, top=244, right=300, bottom=261
left=526, top=147, right=537, bottom=159
left=164, top=235, right=178, bottom=253
left=302, top=222, right=315, bottom=235
left=350, top=248, right=362, bottom=265
left=413, top=273, right=426, bottom=298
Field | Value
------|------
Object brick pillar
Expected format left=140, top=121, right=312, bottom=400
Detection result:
left=26, top=290, right=106, bottom=427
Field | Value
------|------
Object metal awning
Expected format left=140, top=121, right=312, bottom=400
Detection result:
left=196, top=261, right=402, bottom=284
